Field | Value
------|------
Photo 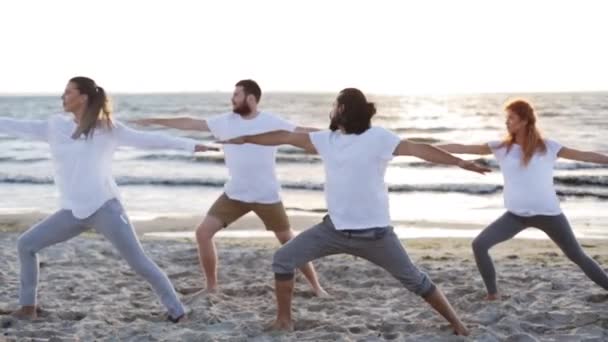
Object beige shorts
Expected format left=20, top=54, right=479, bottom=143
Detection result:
left=207, top=193, right=290, bottom=232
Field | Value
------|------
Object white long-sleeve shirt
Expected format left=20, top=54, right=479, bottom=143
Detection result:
left=0, top=114, right=198, bottom=218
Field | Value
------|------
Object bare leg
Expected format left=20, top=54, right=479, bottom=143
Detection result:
left=195, top=215, right=224, bottom=292
left=274, top=229, right=327, bottom=297
left=423, top=288, right=469, bottom=336
left=267, top=277, right=296, bottom=332
left=351, top=230, right=468, bottom=335
left=269, top=219, right=343, bottom=331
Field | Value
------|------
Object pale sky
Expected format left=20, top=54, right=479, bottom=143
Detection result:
left=1, top=0, right=607, bottom=94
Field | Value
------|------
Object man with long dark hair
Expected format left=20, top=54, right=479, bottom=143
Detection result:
left=222, top=88, right=491, bottom=335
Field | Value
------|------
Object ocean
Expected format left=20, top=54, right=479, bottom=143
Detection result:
left=1, top=92, right=608, bottom=238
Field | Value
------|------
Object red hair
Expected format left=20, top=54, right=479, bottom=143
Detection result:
left=502, top=99, right=546, bottom=166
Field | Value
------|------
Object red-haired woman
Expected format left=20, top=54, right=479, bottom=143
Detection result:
left=439, top=99, right=608, bottom=300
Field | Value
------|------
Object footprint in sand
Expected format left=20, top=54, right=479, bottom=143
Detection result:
left=382, top=332, right=401, bottom=340
left=505, top=333, right=539, bottom=342
left=306, top=303, right=329, bottom=312
left=57, top=311, right=87, bottom=321
left=119, top=312, right=163, bottom=323
left=344, top=308, right=364, bottom=316
left=571, top=312, right=600, bottom=326
left=520, top=321, right=551, bottom=334
left=294, top=319, right=324, bottom=331
left=378, top=321, right=397, bottom=333
left=168, top=270, right=198, bottom=280
left=347, top=325, right=367, bottom=334
left=1, top=317, right=15, bottom=329
left=169, top=256, right=199, bottom=265
left=585, top=293, right=608, bottom=303
left=178, top=286, right=204, bottom=295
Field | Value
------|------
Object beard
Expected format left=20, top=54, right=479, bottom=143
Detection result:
left=233, top=101, right=252, bottom=116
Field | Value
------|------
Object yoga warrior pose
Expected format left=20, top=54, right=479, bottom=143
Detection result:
left=131, top=80, right=325, bottom=296
left=2, top=77, right=215, bottom=321
left=223, top=88, right=491, bottom=335
left=438, top=99, right=608, bottom=300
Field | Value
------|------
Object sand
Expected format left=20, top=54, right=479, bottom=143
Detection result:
left=2, top=213, right=608, bottom=341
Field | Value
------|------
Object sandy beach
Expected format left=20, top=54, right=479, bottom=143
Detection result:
left=2, top=213, right=608, bottom=341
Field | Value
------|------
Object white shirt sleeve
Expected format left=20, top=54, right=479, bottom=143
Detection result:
left=544, top=139, right=563, bottom=158
left=487, top=140, right=503, bottom=150
left=376, top=128, right=401, bottom=160
left=309, top=130, right=331, bottom=157
left=113, top=121, right=197, bottom=151
left=487, top=140, right=505, bottom=160
left=270, top=114, right=297, bottom=132
left=0, top=117, right=49, bottom=141
left=206, top=114, right=228, bottom=140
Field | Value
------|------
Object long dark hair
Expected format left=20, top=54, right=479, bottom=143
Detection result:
left=329, top=88, right=376, bottom=134
left=69, top=76, right=113, bottom=139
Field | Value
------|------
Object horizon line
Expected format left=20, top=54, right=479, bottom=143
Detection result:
left=1, top=89, right=608, bottom=97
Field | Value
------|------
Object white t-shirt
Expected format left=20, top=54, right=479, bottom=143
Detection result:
left=488, top=139, right=563, bottom=216
left=310, top=127, right=401, bottom=230
left=0, top=114, right=197, bottom=218
left=206, top=112, right=296, bottom=203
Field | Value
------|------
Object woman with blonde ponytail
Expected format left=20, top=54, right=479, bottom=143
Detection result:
left=438, top=99, right=608, bottom=301
left=68, top=77, right=114, bottom=139
left=0, top=76, right=216, bottom=322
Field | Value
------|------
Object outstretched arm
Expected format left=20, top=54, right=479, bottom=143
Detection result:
left=115, top=122, right=217, bottom=152
left=395, top=140, right=490, bottom=174
left=130, top=117, right=209, bottom=132
left=222, top=130, right=317, bottom=154
left=435, top=143, right=492, bottom=155
left=0, top=117, right=49, bottom=141
left=294, top=126, right=320, bottom=133
left=558, top=147, right=608, bottom=164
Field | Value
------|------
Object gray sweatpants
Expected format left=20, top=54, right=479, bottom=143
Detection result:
left=17, top=199, right=185, bottom=318
left=273, top=215, right=436, bottom=297
left=472, top=211, right=608, bottom=295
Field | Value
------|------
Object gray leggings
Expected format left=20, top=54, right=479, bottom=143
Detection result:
left=17, top=199, right=185, bottom=318
left=273, top=215, right=436, bottom=297
left=472, top=211, right=608, bottom=295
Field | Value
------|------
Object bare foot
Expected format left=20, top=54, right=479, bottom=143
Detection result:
left=204, top=284, right=218, bottom=294
left=453, top=322, right=470, bottom=336
left=189, top=286, right=218, bottom=297
left=264, top=319, right=294, bottom=332
left=313, top=287, right=330, bottom=298
left=184, top=287, right=219, bottom=305
left=11, top=306, right=37, bottom=320
left=484, top=293, right=500, bottom=301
